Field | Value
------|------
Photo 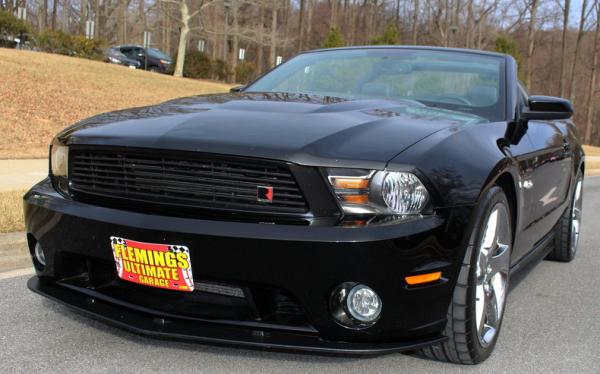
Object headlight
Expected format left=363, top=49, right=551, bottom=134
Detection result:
left=160, top=59, right=171, bottom=65
left=326, top=168, right=430, bottom=215
left=50, top=144, right=68, bottom=177
left=108, top=56, right=120, bottom=63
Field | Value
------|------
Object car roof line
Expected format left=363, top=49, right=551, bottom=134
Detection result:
left=301, top=45, right=507, bottom=58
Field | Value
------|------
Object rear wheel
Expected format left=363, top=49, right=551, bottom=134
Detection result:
left=420, top=187, right=512, bottom=364
left=547, top=172, right=583, bottom=262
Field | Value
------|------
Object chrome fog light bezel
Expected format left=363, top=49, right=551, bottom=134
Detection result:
left=330, top=282, right=382, bottom=329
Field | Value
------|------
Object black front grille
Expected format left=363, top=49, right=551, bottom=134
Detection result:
left=68, top=148, right=308, bottom=217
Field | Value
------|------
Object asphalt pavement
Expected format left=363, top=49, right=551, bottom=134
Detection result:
left=1, top=178, right=599, bottom=373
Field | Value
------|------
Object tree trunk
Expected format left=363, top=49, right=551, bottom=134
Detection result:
left=306, top=0, right=313, bottom=48
left=230, top=1, right=239, bottom=82
left=51, top=0, right=59, bottom=30
left=41, top=0, right=49, bottom=30
left=63, top=0, right=70, bottom=32
left=558, top=0, right=571, bottom=97
left=443, top=0, right=450, bottom=46
left=465, top=0, right=474, bottom=48
left=257, top=4, right=264, bottom=73
left=329, top=0, right=337, bottom=29
left=297, top=0, right=305, bottom=52
left=269, top=0, right=278, bottom=67
left=584, top=6, right=600, bottom=144
left=173, top=0, right=190, bottom=78
left=526, top=0, right=539, bottom=90
left=567, top=0, right=588, bottom=103
left=139, top=0, right=146, bottom=40
left=412, top=0, right=419, bottom=45
left=80, top=0, right=88, bottom=34
left=119, top=0, right=127, bottom=44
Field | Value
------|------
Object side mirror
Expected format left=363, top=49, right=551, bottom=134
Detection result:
left=230, top=85, right=246, bottom=93
left=520, top=95, right=573, bottom=121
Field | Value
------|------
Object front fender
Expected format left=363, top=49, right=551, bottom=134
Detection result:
left=387, top=121, right=518, bottom=208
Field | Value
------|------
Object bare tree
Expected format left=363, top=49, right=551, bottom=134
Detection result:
left=412, top=0, right=419, bottom=44
left=297, top=0, right=305, bottom=52
left=51, top=0, right=59, bottom=30
left=584, top=3, right=600, bottom=144
left=269, top=0, right=278, bottom=67
left=526, top=0, right=539, bottom=90
left=558, top=0, right=571, bottom=97
left=567, top=0, right=591, bottom=102
left=162, top=0, right=217, bottom=77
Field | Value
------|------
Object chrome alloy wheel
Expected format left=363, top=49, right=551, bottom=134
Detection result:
left=475, top=203, right=511, bottom=348
left=571, top=179, right=583, bottom=255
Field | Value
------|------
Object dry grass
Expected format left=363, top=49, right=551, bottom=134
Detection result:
left=0, top=48, right=232, bottom=159
left=583, top=146, right=600, bottom=176
left=0, top=190, right=26, bottom=233
left=586, top=160, right=600, bottom=176
left=583, top=145, right=600, bottom=157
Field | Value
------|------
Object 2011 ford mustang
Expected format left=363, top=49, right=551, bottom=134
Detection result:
left=24, top=47, right=584, bottom=364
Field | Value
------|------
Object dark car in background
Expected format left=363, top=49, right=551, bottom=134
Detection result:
left=25, top=47, right=583, bottom=364
left=103, top=47, right=141, bottom=69
left=116, top=45, right=173, bottom=73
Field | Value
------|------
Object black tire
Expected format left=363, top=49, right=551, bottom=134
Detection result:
left=547, top=172, right=584, bottom=262
left=419, top=186, right=512, bottom=364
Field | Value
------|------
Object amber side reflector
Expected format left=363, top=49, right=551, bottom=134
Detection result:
left=342, top=194, right=369, bottom=204
left=405, top=272, right=442, bottom=286
left=332, top=178, right=370, bottom=189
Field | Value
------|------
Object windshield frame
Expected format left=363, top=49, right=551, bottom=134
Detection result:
left=245, top=47, right=507, bottom=122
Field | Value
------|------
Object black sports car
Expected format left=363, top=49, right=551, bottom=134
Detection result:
left=24, top=47, right=584, bottom=364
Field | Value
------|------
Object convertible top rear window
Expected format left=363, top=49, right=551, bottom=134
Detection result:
left=246, top=49, right=506, bottom=122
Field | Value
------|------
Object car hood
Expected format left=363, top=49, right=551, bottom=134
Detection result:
left=59, top=92, right=487, bottom=169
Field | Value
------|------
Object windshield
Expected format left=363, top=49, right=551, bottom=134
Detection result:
left=246, top=49, right=505, bottom=121
left=147, top=48, right=171, bottom=60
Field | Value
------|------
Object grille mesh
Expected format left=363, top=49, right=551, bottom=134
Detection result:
left=68, top=148, right=308, bottom=215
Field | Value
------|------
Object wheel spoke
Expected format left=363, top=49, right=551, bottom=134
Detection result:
left=481, top=209, right=498, bottom=250
left=485, top=282, right=499, bottom=326
left=474, top=202, right=511, bottom=348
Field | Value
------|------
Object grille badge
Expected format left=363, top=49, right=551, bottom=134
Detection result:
left=257, top=186, right=274, bottom=202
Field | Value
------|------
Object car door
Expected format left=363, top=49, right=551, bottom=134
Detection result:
left=520, top=84, right=573, bottom=250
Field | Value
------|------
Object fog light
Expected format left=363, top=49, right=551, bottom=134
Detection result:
left=330, top=283, right=382, bottom=328
left=34, top=242, right=46, bottom=267
left=347, top=285, right=382, bottom=322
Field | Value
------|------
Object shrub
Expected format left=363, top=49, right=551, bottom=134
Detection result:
left=211, top=59, right=231, bottom=81
left=71, top=35, right=105, bottom=59
left=494, top=35, right=525, bottom=81
left=181, top=51, right=212, bottom=79
left=235, top=61, right=256, bottom=84
left=322, top=27, right=345, bottom=48
left=34, top=30, right=104, bottom=60
left=372, top=25, right=400, bottom=45
left=0, top=10, right=29, bottom=38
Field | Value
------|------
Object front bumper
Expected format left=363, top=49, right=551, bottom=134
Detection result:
left=24, top=178, right=474, bottom=354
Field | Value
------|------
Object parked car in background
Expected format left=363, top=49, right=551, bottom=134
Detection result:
left=103, top=47, right=141, bottom=69
left=116, top=45, right=173, bottom=73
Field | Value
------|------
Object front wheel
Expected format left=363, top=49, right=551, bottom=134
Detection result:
left=420, top=186, right=512, bottom=364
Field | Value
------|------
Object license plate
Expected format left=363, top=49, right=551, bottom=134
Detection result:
left=110, top=237, right=194, bottom=292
